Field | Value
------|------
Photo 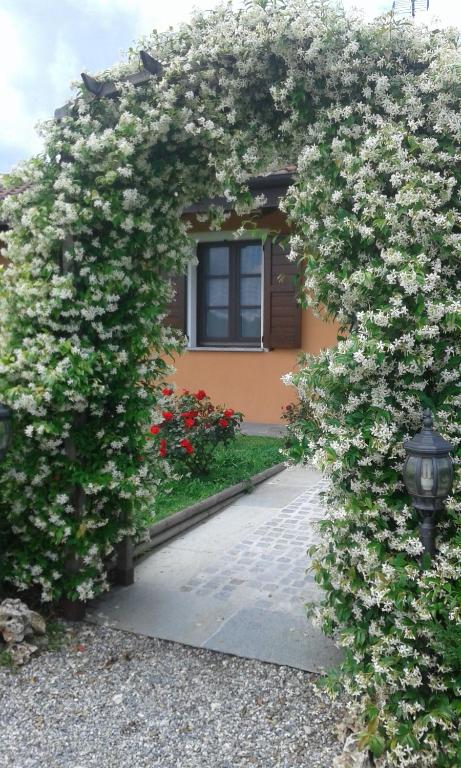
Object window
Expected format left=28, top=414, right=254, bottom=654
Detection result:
left=164, top=235, right=301, bottom=351
left=197, top=241, right=262, bottom=347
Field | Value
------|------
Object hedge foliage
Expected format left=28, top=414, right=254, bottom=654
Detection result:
left=0, top=2, right=460, bottom=762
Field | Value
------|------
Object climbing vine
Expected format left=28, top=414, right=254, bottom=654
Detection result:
left=0, top=1, right=460, bottom=764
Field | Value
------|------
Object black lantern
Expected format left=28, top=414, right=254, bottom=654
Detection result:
left=403, top=409, right=454, bottom=559
left=0, top=402, right=12, bottom=463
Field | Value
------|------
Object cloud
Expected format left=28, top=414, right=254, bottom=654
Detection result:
left=47, top=34, right=80, bottom=103
left=0, top=1, right=140, bottom=172
left=0, top=0, right=225, bottom=172
left=1, top=0, right=460, bottom=174
left=425, top=4, right=461, bottom=28
left=343, top=0, right=390, bottom=19
left=68, top=0, right=224, bottom=38
left=0, top=9, right=46, bottom=165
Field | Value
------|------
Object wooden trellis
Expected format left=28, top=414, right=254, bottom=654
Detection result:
left=55, top=51, right=163, bottom=119
left=55, top=52, right=163, bottom=617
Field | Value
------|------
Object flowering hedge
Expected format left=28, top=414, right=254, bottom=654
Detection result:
left=277, top=6, right=461, bottom=765
left=148, top=387, right=242, bottom=474
left=0, top=1, right=460, bottom=762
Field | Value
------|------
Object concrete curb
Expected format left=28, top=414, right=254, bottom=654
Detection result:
left=134, top=462, right=286, bottom=558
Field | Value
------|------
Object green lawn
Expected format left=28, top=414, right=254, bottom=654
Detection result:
left=153, top=435, right=283, bottom=523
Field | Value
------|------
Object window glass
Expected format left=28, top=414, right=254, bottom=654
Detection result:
left=205, top=246, right=229, bottom=275
left=240, top=244, right=261, bottom=274
left=206, top=308, right=229, bottom=337
left=240, top=276, right=261, bottom=306
left=207, top=279, right=229, bottom=306
left=437, top=457, right=453, bottom=496
left=240, top=308, right=261, bottom=338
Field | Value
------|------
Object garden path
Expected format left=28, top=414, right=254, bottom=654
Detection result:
left=88, top=466, right=342, bottom=672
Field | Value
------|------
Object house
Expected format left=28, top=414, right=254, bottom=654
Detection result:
left=0, top=172, right=338, bottom=425
left=167, top=168, right=338, bottom=424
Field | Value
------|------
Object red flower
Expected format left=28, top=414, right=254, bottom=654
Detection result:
left=162, top=387, right=173, bottom=396
left=179, top=438, right=194, bottom=454
left=159, top=438, right=167, bottom=457
left=180, top=412, right=196, bottom=428
left=195, top=390, right=207, bottom=400
left=150, top=424, right=161, bottom=435
left=162, top=411, right=173, bottom=422
left=219, top=418, right=229, bottom=428
left=224, top=408, right=234, bottom=418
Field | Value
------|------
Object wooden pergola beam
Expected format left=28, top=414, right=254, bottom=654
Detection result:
left=54, top=51, right=163, bottom=119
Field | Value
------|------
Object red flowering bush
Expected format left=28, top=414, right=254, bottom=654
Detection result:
left=148, top=388, right=243, bottom=475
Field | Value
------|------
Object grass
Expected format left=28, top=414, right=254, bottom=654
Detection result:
left=153, top=435, right=283, bottom=523
left=0, top=648, right=14, bottom=669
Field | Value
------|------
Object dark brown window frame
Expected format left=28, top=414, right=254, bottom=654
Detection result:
left=197, top=240, right=262, bottom=347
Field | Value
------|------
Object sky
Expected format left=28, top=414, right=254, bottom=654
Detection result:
left=0, top=0, right=459, bottom=175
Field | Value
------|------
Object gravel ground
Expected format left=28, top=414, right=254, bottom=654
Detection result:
left=1, top=623, right=346, bottom=768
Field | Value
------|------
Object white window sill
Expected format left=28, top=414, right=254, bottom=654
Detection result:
left=187, top=346, right=267, bottom=353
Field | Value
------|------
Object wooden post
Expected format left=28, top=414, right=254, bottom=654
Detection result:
left=114, top=534, right=135, bottom=586
left=60, top=234, right=87, bottom=620
left=113, top=496, right=135, bottom=586
left=59, top=596, right=86, bottom=621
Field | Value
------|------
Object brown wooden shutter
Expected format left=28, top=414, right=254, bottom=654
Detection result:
left=164, top=275, right=187, bottom=334
left=263, top=237, right=301, bottom=349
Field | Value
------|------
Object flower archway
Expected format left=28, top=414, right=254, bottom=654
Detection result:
left=1, top=1, right=460, bottom=763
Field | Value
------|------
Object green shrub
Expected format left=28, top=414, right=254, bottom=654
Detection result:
left=148, top=387, right=243, bottom=475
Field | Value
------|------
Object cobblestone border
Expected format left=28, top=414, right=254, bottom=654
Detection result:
left=134, top=463, right=286, bottom=558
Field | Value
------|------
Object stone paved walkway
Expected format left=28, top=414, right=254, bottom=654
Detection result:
left=179, top=478, right=326, bottom=611
left=88, top=466, right=342, bottom=672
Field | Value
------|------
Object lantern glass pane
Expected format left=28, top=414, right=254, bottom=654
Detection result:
left=420, top=457, right=435, bottom=494
left=404, top=456, right=419, bottom=494
left=437, top=456, right=453, bottom=497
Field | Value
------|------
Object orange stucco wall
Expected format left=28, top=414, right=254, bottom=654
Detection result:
left=169, top=308, right=338, bottom=423
left=168, top=210, right=339, bottom=424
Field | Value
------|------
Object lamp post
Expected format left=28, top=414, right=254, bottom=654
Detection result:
left=403, top=409, right=454, bottom=560
left=0, top=403, right=12, bottom=463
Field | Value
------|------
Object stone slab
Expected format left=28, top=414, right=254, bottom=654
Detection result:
left=271, top=466, right=322, bottom=486
left=89, top=584, right=231, bottom=646
left=241, top=422, right=287, bottom=437
left=203, top=606, right=343, bottom=672
left=230, top=482, right=309, bottom=509
left=89, top=588, right=340, bottom=673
